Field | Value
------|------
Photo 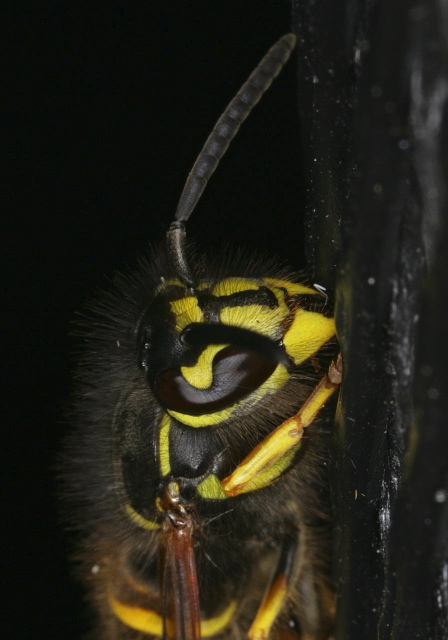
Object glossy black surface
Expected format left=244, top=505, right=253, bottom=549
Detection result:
left=292, top=0, right=448, bottom=637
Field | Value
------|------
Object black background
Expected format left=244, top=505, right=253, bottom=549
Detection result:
left=5, top=2, right=448, bottom=638
left=4, top=3, right=302, bottom=638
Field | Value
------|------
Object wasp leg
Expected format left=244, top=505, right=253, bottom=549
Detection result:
left=288, top=523, right=335, bottom=640
left=222, top=357, right=342, bottom=497
left=248, top=527, right=298, bottom=640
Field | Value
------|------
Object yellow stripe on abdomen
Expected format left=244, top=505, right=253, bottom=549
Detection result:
left=110, top=595, right=237, bottom=638
left=125, top=505, right=159, bottom=531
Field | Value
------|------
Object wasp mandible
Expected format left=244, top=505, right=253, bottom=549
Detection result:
left=65, top=34, right=341, bottom=640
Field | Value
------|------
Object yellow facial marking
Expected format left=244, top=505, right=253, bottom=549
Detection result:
left=158, top=413, right=171, bottom=476
left=197, top=474, right=228, bottom=500
left=110, top=596, right=237, bottom=637
left=219, top=303, right=287, bottom=340
left=125, top=505, right=160, bottom=531
left=167, top=405, right=232, bottom=428
left=181, top=345, right=226, bottom=389
left=167, top=364, right=289, bottom=428
left=210, top=278, right=290, bottom=340
left=209, top=277, right=261, bottom=297
left=170, top=296, right=203, bottom=332
left=283, top=309, right=336, bottom=365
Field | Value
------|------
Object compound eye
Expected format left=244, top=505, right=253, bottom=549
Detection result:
left=154, top=346, right=277, bottom=416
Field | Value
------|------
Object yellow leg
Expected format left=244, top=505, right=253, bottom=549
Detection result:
left=248, top=529, right=298, bottom=640
left=248, top=573, right=288, bottom=640
left=222, top=357, right=342, bottom=497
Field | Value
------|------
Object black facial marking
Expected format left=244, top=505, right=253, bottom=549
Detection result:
left=206, top=286, right=279, bottom=309
left=197, top=286, right=279, bottom=323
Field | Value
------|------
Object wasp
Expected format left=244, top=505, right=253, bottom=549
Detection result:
left=65, top=34, right=341, bottom=640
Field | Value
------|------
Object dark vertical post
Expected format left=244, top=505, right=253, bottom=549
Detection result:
left=292, top=0, right=360, bottom=287
left=291, top=0, right=448, bottom=637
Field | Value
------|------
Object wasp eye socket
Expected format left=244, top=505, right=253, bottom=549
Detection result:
left=154, top=346, right=278, bottom=416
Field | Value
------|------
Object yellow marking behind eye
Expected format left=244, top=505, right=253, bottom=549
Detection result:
left=110, top=595, right=237, bottom=637
left=180, top=344, right=227, bottom=389
left=167, top=364, right=289, bottom=428
left=170, top=296, right=203, bottom=332
left=263, top=278, right=317, bottom=296
left=283, top=309, right=336, bottom=365
left=159, top=413, right=171, bottom=476
left=197, top=474, right=228, bottom=500
left=125, top=505, right=160, bottom=531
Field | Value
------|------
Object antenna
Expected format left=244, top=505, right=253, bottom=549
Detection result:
left=166, top=33, right=297, bottom=289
